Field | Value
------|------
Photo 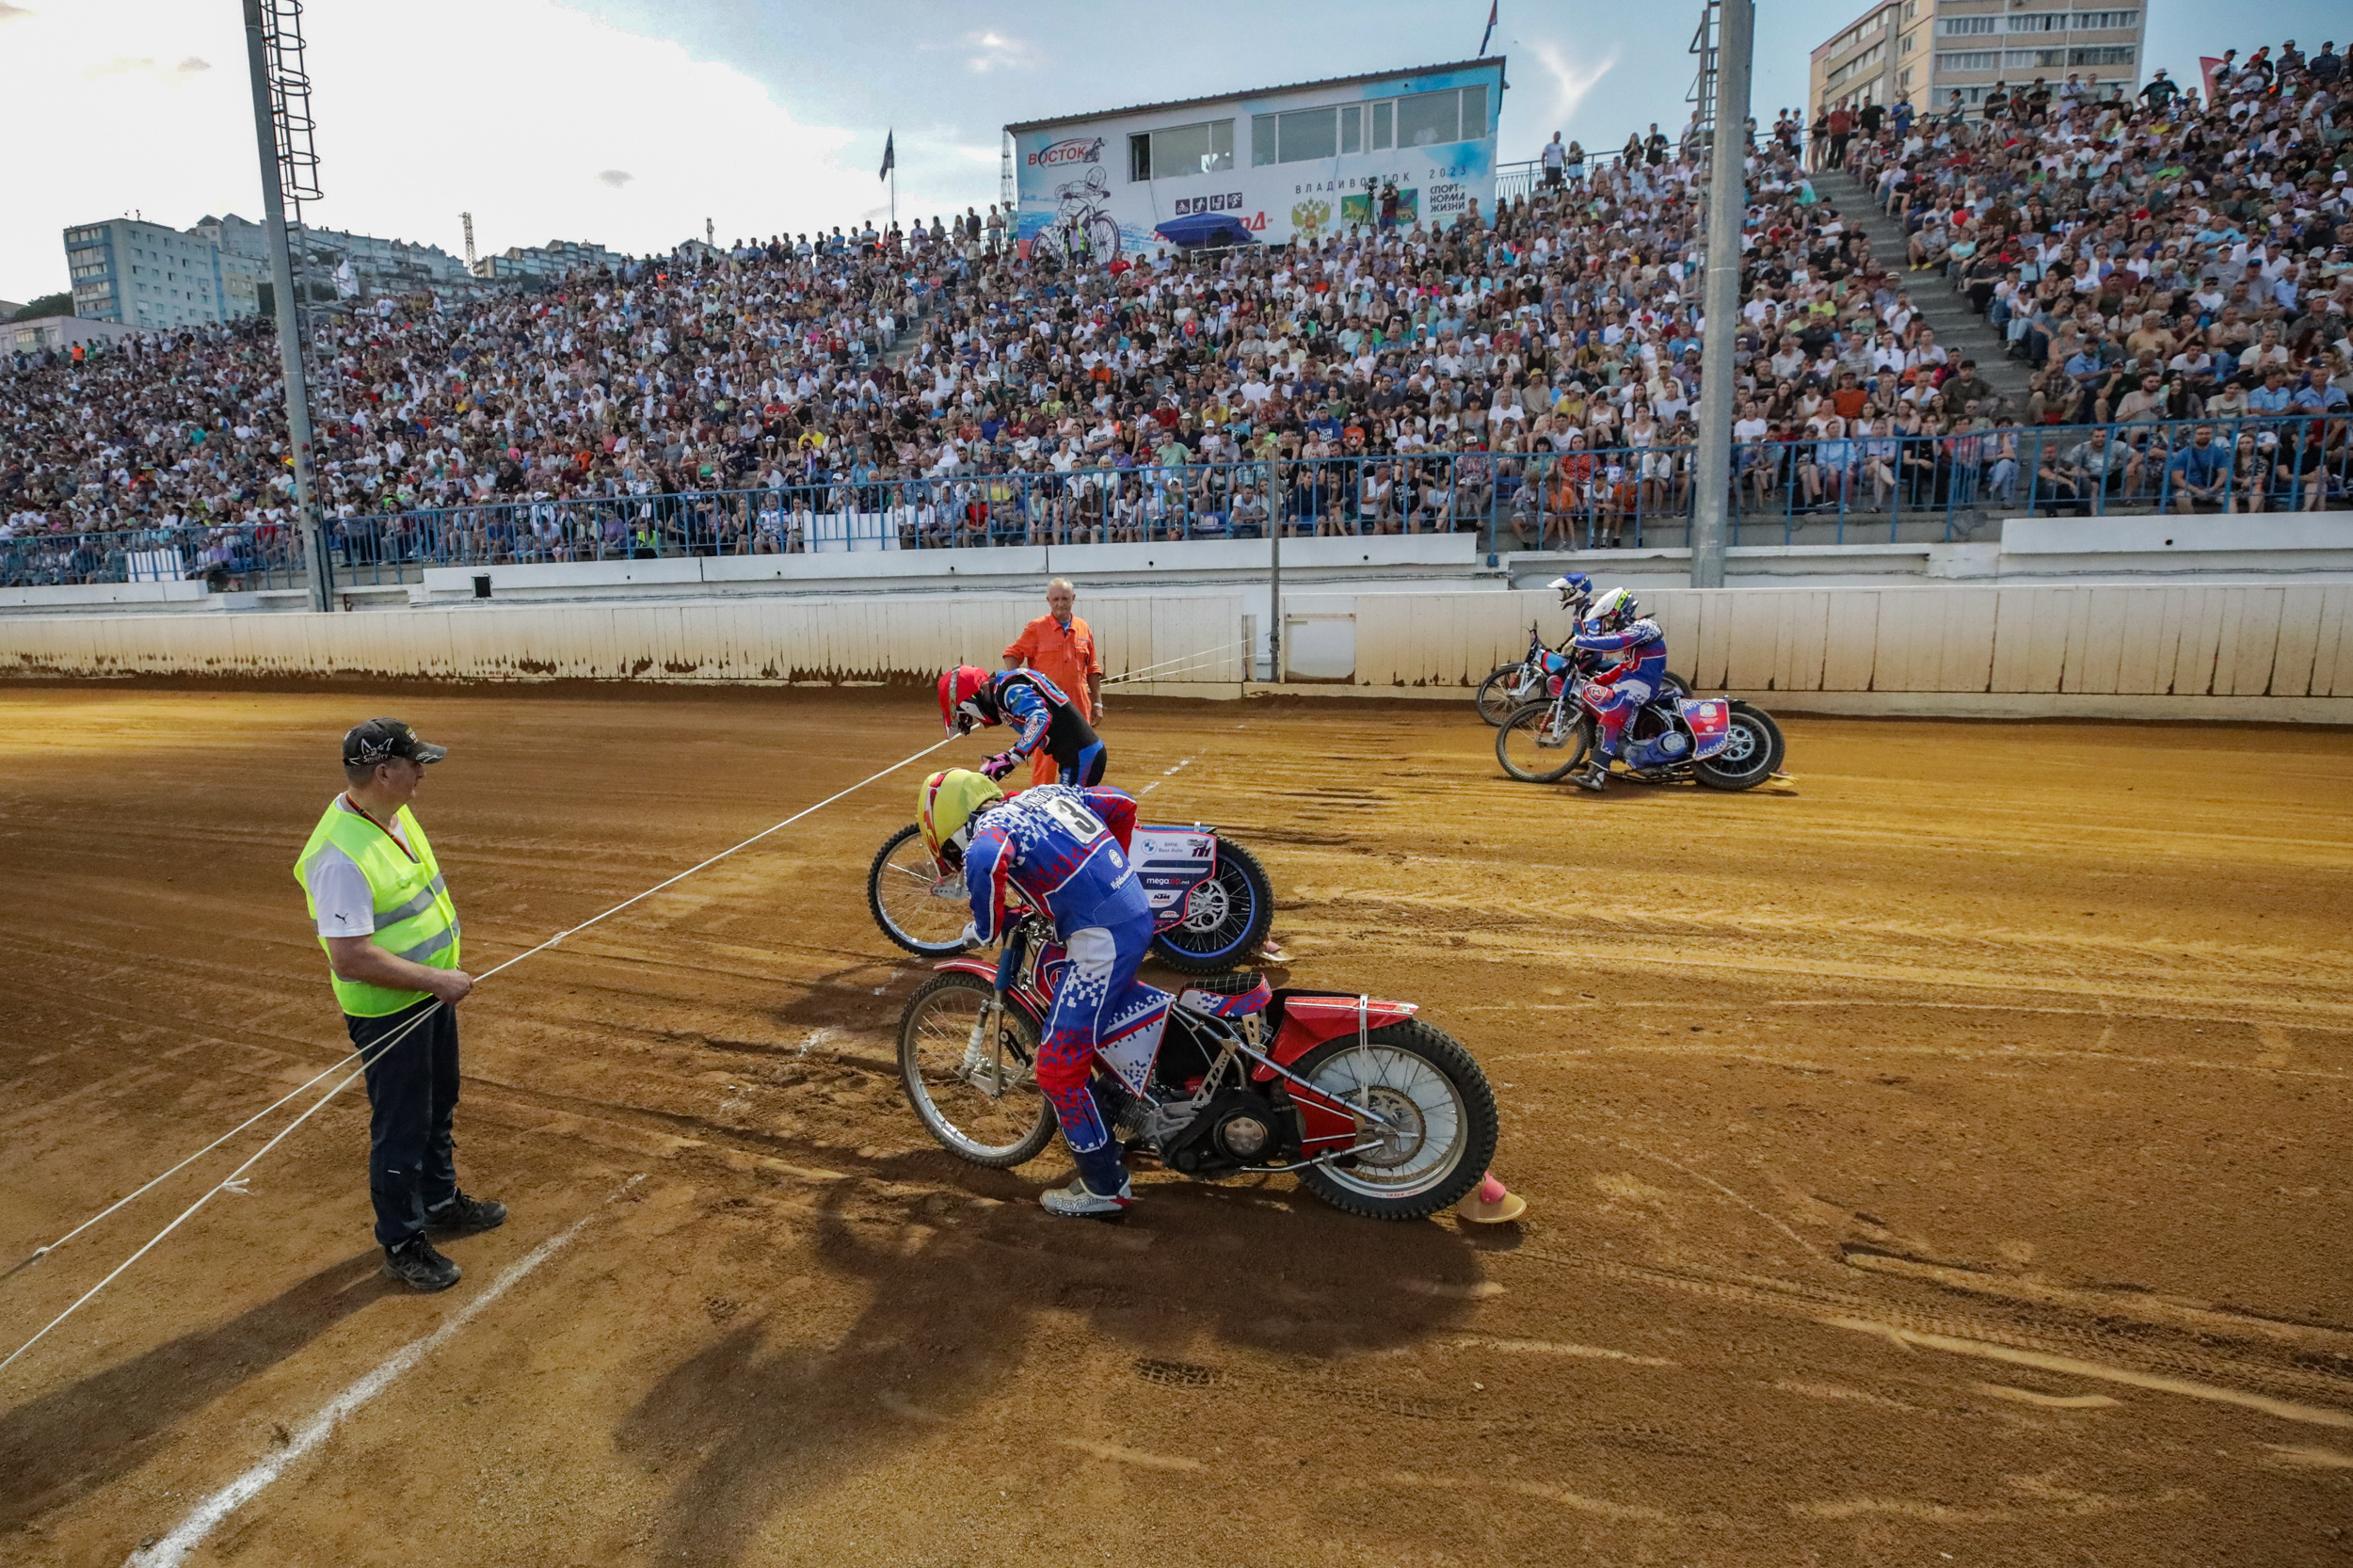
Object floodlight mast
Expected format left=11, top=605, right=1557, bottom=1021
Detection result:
left=1689, top=0, right=1753, bottom=589
left=241, top=0, right=334, bottom=613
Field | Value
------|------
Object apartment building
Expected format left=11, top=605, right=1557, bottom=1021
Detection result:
left=63, top=218, right=234, bottom=329
left=1809, top=0, right=2146, bottom=117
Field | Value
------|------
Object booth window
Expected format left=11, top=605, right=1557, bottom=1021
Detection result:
left=1134, top=119, right=1232, bottom=180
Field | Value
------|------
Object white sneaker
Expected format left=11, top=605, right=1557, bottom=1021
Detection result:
left=1039, top=1175, right=1133, bottom=1221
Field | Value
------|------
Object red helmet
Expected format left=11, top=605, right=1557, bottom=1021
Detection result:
left=938, top=664, right=991, bottom=734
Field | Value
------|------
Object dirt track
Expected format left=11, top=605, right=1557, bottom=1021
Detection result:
left=1, top=686, right=2348, bottom=1567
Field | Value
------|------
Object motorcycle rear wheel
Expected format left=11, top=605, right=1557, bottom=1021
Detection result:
left=869, top=823, right=972, bottom=957
left=1496, top=701, right=1591, bottom=783
left=1290, top=1022, right=1498, bottom=1220
left=1474, top=664, right=1527, bottom=728
left=896, top=971, right=1056, bottom=1167
left=1693, top=707, right=1781, bottom=792
left=1151, top=840, right=1274, bottom=975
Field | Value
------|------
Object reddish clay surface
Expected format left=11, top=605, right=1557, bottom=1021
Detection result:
left=1, top=687, right=2348, bottom=1566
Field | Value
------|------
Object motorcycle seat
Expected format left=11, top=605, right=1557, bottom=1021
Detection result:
left=1176, top=969, right=1272, bottom=1018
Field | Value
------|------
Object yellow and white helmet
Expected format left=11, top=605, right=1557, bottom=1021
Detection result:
left=917, top=768, right=1003, bottom=869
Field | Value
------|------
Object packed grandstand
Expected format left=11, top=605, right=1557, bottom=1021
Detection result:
left=4, top=36, right=2350, bottom=587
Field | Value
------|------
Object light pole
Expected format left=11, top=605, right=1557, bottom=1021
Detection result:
left=1689, top=0, right=1753, bottom=590
left=241, top=0, right=333, bottom=612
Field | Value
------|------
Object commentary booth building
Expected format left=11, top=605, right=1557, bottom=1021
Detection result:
left=1003, top=59, right=1505, bottom=263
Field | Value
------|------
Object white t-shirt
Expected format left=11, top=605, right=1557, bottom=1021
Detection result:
left=303, top=796, right=414, bottom=937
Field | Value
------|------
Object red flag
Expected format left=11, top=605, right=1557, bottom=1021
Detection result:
left=2199, top=56, right=2224, bottom=104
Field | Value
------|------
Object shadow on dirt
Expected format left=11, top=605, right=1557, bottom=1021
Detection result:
left=0, top=1248, right=392, bottom=1530
left=614, top=1166, right=1500, bottom=1563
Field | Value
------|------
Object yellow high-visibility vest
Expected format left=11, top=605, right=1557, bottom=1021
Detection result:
left=294, top=799, right=460, bottom=1016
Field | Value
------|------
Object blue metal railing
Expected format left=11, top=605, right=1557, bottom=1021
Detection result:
left=6, top=413, right=2345, bottom=593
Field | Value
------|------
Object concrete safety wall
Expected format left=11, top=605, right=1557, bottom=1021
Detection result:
left=5, top=582, right=2350, bottom=722
left=1308, top=582, right=2353, bottom=722
left=0, top=593, right=1249, bottom=696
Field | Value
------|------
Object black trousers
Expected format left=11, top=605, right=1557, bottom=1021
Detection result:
left=348, top=998, right=460, bottom=1248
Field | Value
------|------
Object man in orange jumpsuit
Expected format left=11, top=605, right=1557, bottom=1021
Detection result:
left=1002, top=577, right=1104, bottom=790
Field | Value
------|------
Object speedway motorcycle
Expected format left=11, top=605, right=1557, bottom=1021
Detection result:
left=895, top=910, right=1499, bottom=1221
left=1476, top=623, right=1690, bottom=728
left=1495, top=667, right=1785, bottom=791
left=868, top=819, right=1273, bottom=975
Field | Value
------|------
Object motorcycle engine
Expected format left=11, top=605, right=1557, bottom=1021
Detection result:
left=1157, top=1089, right=1285, bottom=1177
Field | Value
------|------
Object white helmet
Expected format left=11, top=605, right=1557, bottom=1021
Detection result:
left=1583, top=585, right=1641, bottom=634
left=1547, top=572, right=1593, bottom=614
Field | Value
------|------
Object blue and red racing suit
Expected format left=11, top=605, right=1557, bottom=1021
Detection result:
left=964, top=784, right=1165, bottom=1194
left=1570, top=617, right=1669, bottom=760
left=978, top=669, right=1106, bottom=786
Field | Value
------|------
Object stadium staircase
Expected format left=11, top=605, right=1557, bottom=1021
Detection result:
left=1815, top=168, right=2033, bottom=409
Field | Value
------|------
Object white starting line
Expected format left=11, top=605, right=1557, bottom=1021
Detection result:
left=126, top=1218, right=587, bottom=1568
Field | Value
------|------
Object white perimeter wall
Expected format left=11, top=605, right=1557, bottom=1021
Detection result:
left=1319, top=582, right=2353, bottom=721
left=0, top=593, right=1249, bottom=695
left=6, top=583, right=2350, bottom=722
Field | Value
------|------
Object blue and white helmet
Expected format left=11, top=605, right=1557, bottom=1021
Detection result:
left=1547, top=572, right=1593, bottom=615
left=1583, top=585, right=1641, bottom=634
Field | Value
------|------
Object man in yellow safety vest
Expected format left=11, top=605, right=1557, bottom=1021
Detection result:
left=294, top=718, right=503, bottom=1292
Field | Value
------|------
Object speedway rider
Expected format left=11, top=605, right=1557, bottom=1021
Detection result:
left=1566, top=587, right=1669, bottom=792
left=919, top=768, right=1164, bottom=1220
left=1548, top=572, right=1594, bottom=619
left=940, top=664, right=1106, bottom=786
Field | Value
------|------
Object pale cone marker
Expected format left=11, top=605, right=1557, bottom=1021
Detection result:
left=1457, top=1172, right=1526, bottom=1224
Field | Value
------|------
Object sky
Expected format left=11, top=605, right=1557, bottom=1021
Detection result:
left=2, top=1, right=2344, bottom=309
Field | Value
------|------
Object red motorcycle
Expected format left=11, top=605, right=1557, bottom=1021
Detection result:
left=1495, top=665, right=1784, bottom=791
left=894, top=910, right=1499, bottom=1220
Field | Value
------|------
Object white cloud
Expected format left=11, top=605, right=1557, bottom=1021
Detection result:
left=0, top=0, right=960, bottom=302
left=959, top=29, right=1032, bottom=74
left=1528, top=40, right=1620, bottom=127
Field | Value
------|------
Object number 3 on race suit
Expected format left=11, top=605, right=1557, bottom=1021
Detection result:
left=1037, top=792, right=1106, bottom=842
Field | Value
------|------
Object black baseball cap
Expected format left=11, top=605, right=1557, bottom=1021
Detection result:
left=343, top=718, right=448, bottom=768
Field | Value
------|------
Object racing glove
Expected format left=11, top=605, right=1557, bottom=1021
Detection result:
left=979, top=750, right=1020, bottom=781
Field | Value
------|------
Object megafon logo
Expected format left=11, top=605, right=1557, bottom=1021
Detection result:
left=1028, top=136, right=1104, bottom=168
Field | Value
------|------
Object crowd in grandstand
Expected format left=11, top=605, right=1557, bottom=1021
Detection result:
left=4, top=34, right=2350, bottom=584
left=1843, top=42, right=2352, bottom=468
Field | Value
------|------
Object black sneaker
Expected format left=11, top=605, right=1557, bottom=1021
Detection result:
left=383, top=1236, right=462, bottom=1292
left=425, top=1191, right=507, bottom=1236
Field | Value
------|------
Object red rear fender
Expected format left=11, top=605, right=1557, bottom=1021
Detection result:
left=1261, top=992, right=1420, bottom=1072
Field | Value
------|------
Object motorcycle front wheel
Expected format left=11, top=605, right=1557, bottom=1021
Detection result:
left=1290, top=1021, right=1498, bottom=1220
left=868, top=823, right=973, bottom=957
left=1693, top=705, right=1782, bottom=792
left=1475, top=664, right=1529, bottom=728
left=1496, top=701, right=1591, bottom=783
left=1151, top=840, right=1274, bottom=975
left=896, top=971, right=1056, bottom=1167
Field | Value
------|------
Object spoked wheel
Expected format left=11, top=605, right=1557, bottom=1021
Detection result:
left=1694, top=706, right=1781, bottom=792
left=1152, top=840, right=1274, bottom=975
left=896, top=971, right=1055, bottom=1167
left=1495, top=700, right=1591, bottom=783
left=869, top=823, right=971, bottom=957
left=1291, top=1022, right=1497, bottom=1220
left=1475, top=664, right=1536, bottom=728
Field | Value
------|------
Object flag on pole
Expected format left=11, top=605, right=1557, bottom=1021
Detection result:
left=2198, top=57, right=2224, bottom=104
left=1479, top=0, right=1497, bottom=56
left=879, top=131, right=895, bottom=182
